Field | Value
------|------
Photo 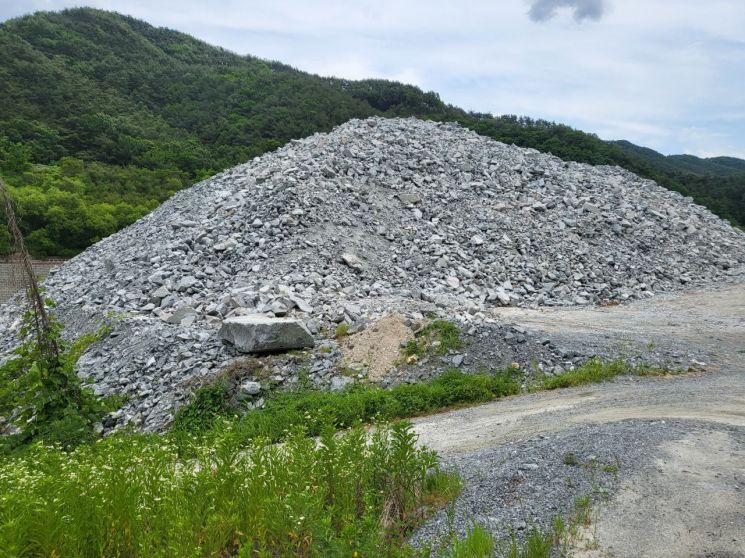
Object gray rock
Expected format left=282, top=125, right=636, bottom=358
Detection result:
left=238, top=380, right=262, bottom=398
left=289, top=294, right=313, bottom=313
left=151, top=285, right=170, bottom=299
left=166, top=306, right=197, bottom=326
left=330, top=375, right=355, bottom=391
left=219, top=315, right=315, bottom=353
left=398, top=193, right=421, bottom=205
left=177, top=275, right=198, bottom=291
left=341, top=253, right=364, bottom=271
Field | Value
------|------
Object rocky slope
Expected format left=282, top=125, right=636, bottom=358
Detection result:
left=1, top=117, right=743, bottom=430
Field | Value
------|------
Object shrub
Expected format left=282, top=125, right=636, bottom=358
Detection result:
left=0, top=305, right=114, bottom=453
left=335, top=323, right=349, bottom=339
left=171, top=381, right=232, bottom=433
left=403, top=320, right=463, bottom=358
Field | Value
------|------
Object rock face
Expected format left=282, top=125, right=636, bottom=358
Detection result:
left=0, top=116, right=743, bottom=431
left=219, top=315, right=314, bottom=353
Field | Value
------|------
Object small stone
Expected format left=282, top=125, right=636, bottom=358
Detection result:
left=166, top=306, right=197, bottom=326
left=330, top=375, right=354, bottom=391
left=398, top=193, right=421, bottom=205
left=177, top=276, right=198, bottom=292
left=239, top=381, right=261, bottom=397
left=151, top=285, right=170, bottom=299
left=341, top=253, right=364, bottom=271
left=289, top=295, right=313, bottom=313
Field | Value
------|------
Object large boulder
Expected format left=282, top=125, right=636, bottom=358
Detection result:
left=219, top=314, right=314, bottom=353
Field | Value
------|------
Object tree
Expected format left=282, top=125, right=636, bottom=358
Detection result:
left=0, top=177, right=112, bottom=451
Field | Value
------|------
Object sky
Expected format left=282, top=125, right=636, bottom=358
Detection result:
left=2, top=0, right=745, bottom=158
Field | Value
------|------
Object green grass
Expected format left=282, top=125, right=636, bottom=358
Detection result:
left=504, top=528, right=554, bottom=558
left=171, top=380, right=233, bottom=433
left=536, top=357, right=669, bottom=390
left=562, top=452, right=579, bottom=466
left=174, top=369, right=521, bottom=443
left=0, top=422, right=460, bottom=557
left=403, top=320, right=464, bottom=359
left=460, top=492, right=602, bottom=558
left=602, top=463, right=619, bottom=475
left=572, top=495, right=593, bottom=527
left=174, top=356, right=667, bottom=445
left=334, top=323, right=349, bottom=339
left=454, top=524, right=556, bottom=558
left=447, top=524, right=494, bottom=557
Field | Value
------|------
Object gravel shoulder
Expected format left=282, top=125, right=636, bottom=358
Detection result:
left=412, top=283, right=745, bottom=556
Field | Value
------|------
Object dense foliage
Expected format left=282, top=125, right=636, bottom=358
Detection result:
left=0, top=422, right=462, bottom=557
left=0, top=8, right=743, bottom=257
left=0, top=146, right=177, bottom=255
left=0, top=301, right=114, bottom=451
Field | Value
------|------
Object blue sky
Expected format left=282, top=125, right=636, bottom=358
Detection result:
left=2, top=0, right=745, bottom=158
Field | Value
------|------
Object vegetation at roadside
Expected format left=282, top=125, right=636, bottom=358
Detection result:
left=536, top=357, right=670, bottom=391
left=449, top=493, right=598, bottom=558
left=173, top=368, right=521, bottom=439
left=0, top=8, right=743, bottom=258
left=0, top=422, right=463, bottom=557
left=173, top=351, right=678, bottom=446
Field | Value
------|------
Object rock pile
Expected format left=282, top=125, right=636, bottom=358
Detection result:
left=1, top=117, right=743, bottom=430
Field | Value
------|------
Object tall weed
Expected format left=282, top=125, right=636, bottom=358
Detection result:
left=0, top=422, right=456, bottom=557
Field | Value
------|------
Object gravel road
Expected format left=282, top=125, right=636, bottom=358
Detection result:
left=412, top=283, right=745, bottom=557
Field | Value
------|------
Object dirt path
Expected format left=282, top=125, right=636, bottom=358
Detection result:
left=412, top=283, right=745, bottom=557
left=575, top=429, right=745, bottom=558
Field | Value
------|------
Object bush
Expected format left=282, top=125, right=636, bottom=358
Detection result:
left=334, top=323, right=349, bottom=339
left=171, top=380, right=232, bottom=432
left=403, top=320, right=464, bottom=358
left=0, top=304, right=114, bottom=453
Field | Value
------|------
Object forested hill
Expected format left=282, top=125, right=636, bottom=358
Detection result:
left=1, top=8, right=743, bottom=256
left=611, top=140, right=745, bottom=177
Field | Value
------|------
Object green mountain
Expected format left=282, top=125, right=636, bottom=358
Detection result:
left=0, top=8, right=743, bottom=256
left=612, top=140, right=745, bottom=177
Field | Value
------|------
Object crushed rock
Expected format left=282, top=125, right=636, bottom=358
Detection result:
left=1, top=116, right=743, bottom=431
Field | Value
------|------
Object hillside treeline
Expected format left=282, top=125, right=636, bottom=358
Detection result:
left=1, top=8, right=742, bottom=256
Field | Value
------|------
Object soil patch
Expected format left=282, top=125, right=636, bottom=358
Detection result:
left=341, top=314, right=413, bottom=380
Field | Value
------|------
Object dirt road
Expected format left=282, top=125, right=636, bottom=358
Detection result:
left=413, top=283, right=745, bottom=557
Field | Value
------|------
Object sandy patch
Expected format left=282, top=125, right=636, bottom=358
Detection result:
left=341, top=314, right=414, bottom=380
